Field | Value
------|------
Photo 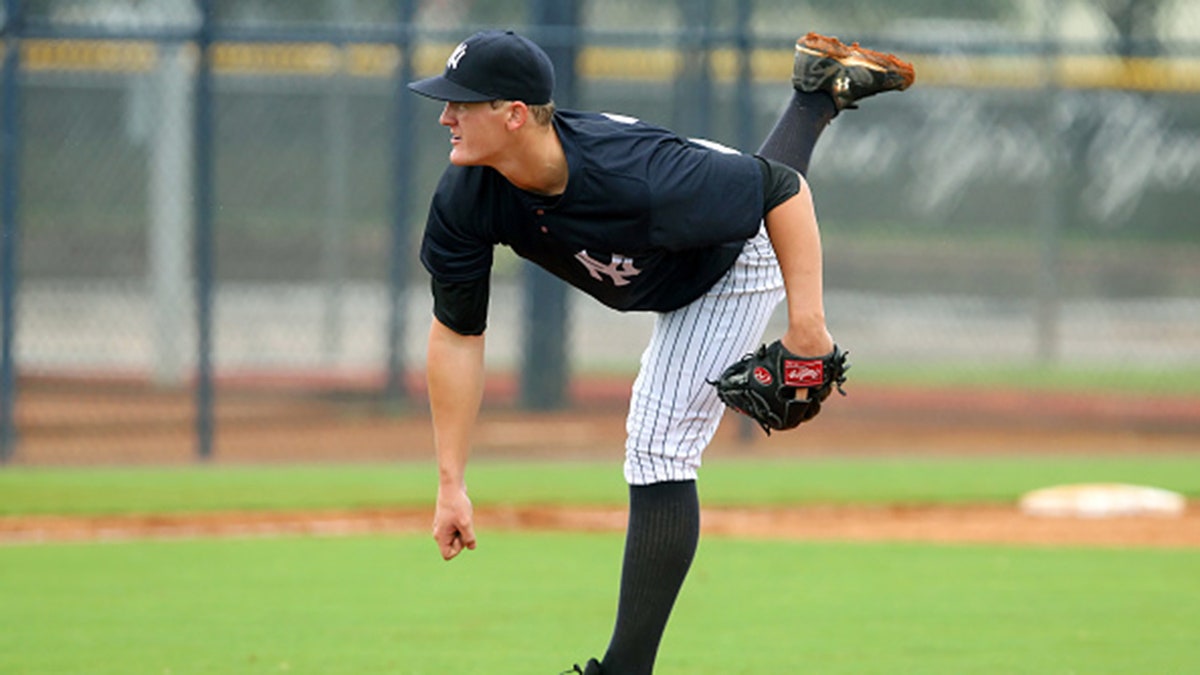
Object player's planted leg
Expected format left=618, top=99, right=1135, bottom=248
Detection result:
left=599, top=480, right=700, bottom=675
left=561, top=658, right=604, bottom=674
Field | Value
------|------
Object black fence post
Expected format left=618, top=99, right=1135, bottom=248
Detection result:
left=385, top=0, right=417, bottom=403
left=520, top=0, right=580, bottom=411
left=674, top=0, right=713, bottom=139
left=1033, top=0, right=1065, bottom=365
left=0, top=0, right=24, bottom=464
left=193, top=0, right=215, bottom=461
left=735, top=0, right=756, bottom=153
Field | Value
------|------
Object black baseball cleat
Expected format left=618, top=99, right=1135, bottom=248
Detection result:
left=561, top=658, right=603, bottom=674
left=792, top=32, right=916, bottom=110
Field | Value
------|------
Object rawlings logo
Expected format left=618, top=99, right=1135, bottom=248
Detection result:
left=783, top=359, right=823, bottom=387
left=753, top=366, right=772, bottom=386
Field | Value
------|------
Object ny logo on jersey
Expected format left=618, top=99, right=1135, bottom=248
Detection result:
left=574, top=250, right=641, bottom=287
left=447, top=42, right=468, bottom=70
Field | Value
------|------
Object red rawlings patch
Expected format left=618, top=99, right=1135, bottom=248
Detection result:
left=783, top=359, right=824, bottom=387
left=753, top=366, right=773, bottom=386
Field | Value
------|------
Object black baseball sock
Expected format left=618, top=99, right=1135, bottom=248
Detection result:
left=755, top=90, right=837, bottom=177
left=600, top=480, right=700, bottom=675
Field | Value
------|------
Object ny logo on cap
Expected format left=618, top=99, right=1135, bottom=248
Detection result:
left=447, top=42, right=468, bottom=70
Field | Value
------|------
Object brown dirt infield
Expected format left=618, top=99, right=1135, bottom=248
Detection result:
left=8, top=375, right=1200, bottom=548
left=3, top=504, right=1199, bottom=548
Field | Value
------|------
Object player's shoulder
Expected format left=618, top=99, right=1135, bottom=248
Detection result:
left=555, top=109, right=689, bottom=172
left=557, top=109, right=748, bottom=161
left=556, top=108, right=658, bottom=130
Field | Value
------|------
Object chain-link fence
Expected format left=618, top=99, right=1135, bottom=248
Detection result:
left=3, top=0, right=1198, bottom=463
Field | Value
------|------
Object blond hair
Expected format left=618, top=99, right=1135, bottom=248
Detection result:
left=491, top=100, right=556, bottom=126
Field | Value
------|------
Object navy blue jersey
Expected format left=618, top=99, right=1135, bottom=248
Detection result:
left=420, top=110, right=765, bottom=314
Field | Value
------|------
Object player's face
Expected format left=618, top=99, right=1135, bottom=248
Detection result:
left=439, top=101, right=510, bottom=166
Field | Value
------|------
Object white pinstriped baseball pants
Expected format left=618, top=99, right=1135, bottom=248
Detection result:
left=624, top=225, right=785, bottom=485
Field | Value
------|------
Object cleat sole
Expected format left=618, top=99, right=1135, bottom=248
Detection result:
left=795, top=32, right=915, bottom=89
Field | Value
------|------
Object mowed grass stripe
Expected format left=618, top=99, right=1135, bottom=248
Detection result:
left=0, top=533, right=1196, bottom=674
left=2, top=456, right=1199, bottom=516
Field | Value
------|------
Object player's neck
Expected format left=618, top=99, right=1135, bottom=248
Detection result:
left=495, top=126, right=568, bottom=197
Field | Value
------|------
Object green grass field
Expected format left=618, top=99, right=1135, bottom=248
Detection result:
left=3, top=455, right=1200, bottom=515
left=2, top=458, right=1198, bottom=673
left=1, top=533, right=1197, bottom=674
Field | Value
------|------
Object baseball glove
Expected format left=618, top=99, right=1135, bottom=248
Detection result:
left=709, top=341, right=849, bottom=435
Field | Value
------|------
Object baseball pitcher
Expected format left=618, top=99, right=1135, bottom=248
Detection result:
left=408, top=29, right=913, bottom=674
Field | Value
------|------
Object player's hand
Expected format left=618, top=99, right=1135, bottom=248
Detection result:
left=433, top=484, right=476, bottom=561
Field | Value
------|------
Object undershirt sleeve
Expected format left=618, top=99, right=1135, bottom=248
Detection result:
left=755, top=155, right=802, bottom=216
left=430, top=275, right=490, bottom=336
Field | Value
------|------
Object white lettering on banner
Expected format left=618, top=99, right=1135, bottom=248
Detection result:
left=1082, top=94, right=1200, bottom=224
left=574, top=250, right=642, bottom=286
left=812, top=93, right=1200, bottom=227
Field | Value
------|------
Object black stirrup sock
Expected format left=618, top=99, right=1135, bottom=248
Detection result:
left=600, top=480, right=700, bottom=675
left=756, top=90, right=837, bottom=177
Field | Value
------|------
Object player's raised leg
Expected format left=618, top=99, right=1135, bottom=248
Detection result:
left=759, top=32, right=915, bottom=175
left=792, top=32, right=915, bottom=111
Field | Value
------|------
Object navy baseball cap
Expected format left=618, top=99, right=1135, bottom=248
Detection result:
left=408, top=30, right=555, bottom=104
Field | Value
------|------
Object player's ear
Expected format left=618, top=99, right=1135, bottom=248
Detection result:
left=505, top=101, right=529, bottom=130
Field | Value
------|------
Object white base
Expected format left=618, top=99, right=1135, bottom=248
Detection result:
left=1019, top=483, right=1186, bottom=518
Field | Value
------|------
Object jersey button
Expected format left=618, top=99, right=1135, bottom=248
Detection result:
left=535, top=209, right=545, bottom=216
left=540, top=226, right=549, bottom=234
